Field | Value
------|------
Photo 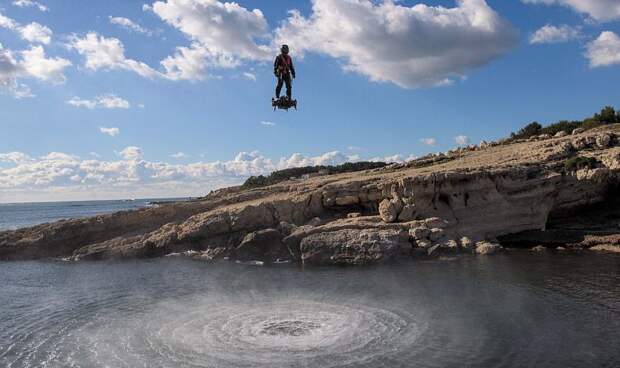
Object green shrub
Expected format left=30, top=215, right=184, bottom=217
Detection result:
left=509, top=105, right=618, bottom=141
left=564, top=156, right=599, bottom=172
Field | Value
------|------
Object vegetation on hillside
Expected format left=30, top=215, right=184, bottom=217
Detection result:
left=510, top=106, right=620, bottom=141
left=241, top=162, right=388, bottom=189
left=564, top=156, right=599, bottom=172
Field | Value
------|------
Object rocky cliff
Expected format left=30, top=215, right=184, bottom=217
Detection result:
left=3, top=125, right=620, bottom=264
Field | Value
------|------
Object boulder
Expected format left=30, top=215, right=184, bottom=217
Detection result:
left=596, top=133, right=612, bottom=149
left=234, top=229, right=289, bottom=263
left=531, top=245, right=546, bottom=252
left=307, top=217, right=322, bottom=227
left=347, top=212, right=362, bottom=219
left=475, top=242, right=503, bottom=255
left=554, top=131, right=568, bottom=138
left=572, top=128, right=585, bottom=135
left=379, top=197, right=403, bottom=223
left=460, top=236, right=474, bottom=250
left=300, top=228, right=411, bottom=266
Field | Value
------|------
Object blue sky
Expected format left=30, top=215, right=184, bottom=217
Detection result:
left=1, top=0, right=620, bottom=202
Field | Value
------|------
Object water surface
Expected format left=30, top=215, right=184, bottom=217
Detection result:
left=0, top=253, right=618, bottom=367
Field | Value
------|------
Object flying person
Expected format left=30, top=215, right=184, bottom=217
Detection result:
left=274, top=44, right=296, bottom=100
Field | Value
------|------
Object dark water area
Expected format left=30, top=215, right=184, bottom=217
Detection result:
left=0, top=199, right=183, bottom=231
left=0, top=253, right=618, bottom=367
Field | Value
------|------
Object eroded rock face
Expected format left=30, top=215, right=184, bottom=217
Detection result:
left=300, top=229, right=410, bottom=266
left=234, top=229, right=290, bottom=263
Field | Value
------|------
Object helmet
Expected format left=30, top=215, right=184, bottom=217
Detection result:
left=281, top=44, right=289, bottom=54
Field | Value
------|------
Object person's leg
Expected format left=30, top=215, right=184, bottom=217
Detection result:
left=275, top=76, right=284, bottom=98
left=285, top=74, right=292, bottom=99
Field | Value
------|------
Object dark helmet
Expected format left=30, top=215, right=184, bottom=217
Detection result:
left=281, top=44, right=289, bottom=54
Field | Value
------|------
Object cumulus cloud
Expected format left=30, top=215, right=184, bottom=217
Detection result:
left=109, top=16, right=152, bottom=35
left=0, top=44, right=70, bottom=97
left=0, top=151, right=32, bottom=163
left=13, top=0, right=48, bottom=12
left=0, top=11, right=52, bottom=44
left=530, top=24, right=581, bottom=44
left=274, top=0, right=517, bottom=88
left=586, top=31, right=620, bottom=68
left=68, top=32, right=159, bottom=78
left=18, top=22, right=52, bottom=44
left=99, top=127, right=120, bottom=137
left=522, top=0, right=620, bottom=22
left=149, top=0, right=272, bottom=65
left=119, top=146, right=143, bottom=161
left=420, top=138, right=437, bottom=147
left=454, top=135, right=471, bottom=146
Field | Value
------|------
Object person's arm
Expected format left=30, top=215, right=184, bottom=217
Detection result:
left=273, top=56, right=279, bottom=76
left=290, top=58, right=296, bottom=79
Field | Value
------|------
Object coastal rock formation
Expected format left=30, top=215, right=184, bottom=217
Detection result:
left=3, top=126, right=620, bottom=264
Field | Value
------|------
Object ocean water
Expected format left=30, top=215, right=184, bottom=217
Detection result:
left=0, top=254, right=618, bottom=367
left=0, top=199, right=182, bottom=231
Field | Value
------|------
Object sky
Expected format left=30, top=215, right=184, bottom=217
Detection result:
left=1, top=0, right=620, bottom=203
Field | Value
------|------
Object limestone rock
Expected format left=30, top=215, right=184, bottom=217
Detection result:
left=475, top=242, right=502, bottom=255
left=398, top=204, right=417, bottom=222
left=554, top=131, right=568, bottom=138
left=379, top=197, right=403, bottom=223
left=347, top=212, right=362, bottom=219
left=429, top=228, right=445, bottom=241
left=596, top=133, right=613, bottom=149
left=409, top=227, right=431, bottom=240
left=460, top=237, right=474, bottom=250
left=424, top=217, right=449, bottom=229
left=531, top=245, right=546, bottom=252
left=572, top=128, right=585, bottom=135
left=300, top=229, right=410, bottom=266
left=234, top=229, right=289, bottom=263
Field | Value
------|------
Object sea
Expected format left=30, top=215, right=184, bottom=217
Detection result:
left=0, top=198, right=184, bottom=231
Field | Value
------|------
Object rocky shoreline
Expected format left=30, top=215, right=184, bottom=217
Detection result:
left=2, top=125, right=620, bottom=265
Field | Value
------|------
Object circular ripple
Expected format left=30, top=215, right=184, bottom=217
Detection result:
left=74, top=299, right=424, bottom=367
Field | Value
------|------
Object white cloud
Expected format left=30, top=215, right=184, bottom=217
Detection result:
left=20, top=46, right=71, bottom=82
left=68, top=94, right=131, bottom=109
left=586, top=31, right=620, bottom=68
left=0, top=151, right=32, bottom=163
left=0, top=12, right=18, bottom=30
left=522, top=0, right=620, bottom=22
left=13, top=0, right=48, bottom=12
left=243, top=71, right=256, bottom=81
left=455, top=135, right=471, bottom=146
left=18, top=22, right=52, bottom=44
left=530, top=24, right=580, bottom=44
left=68, top=32, right=159, bottom=78
left=420, top=138, right=437, bottom=147
left=260, top=121, right=275, bottom=126
left=0, top=44, right=70, bottom=97
left=150, top=0, right=272, bottom=67
left=109, top=16, right=152, bottom=35
left=160, top=43, right=212, bottom=80
left=0, top=148, right=421, bottom=201
left=99, top=127, right=120, bottom=137
left=0, top=11, right=52, bottom=44
left=275, top=0, right=517, bottom=88
left=171, top=152, right=187, bottom=159
left=119, top=146, right=143, bottom=161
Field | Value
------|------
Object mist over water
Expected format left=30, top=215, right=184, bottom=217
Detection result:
left=1, top=254, right=618, bottom=367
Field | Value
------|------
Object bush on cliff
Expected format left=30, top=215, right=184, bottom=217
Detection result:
left=564, top=156, right=599, bottom=172
left=242, top=161, right=388, bottom=189
left=510, top=106, right=618, bottom=141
